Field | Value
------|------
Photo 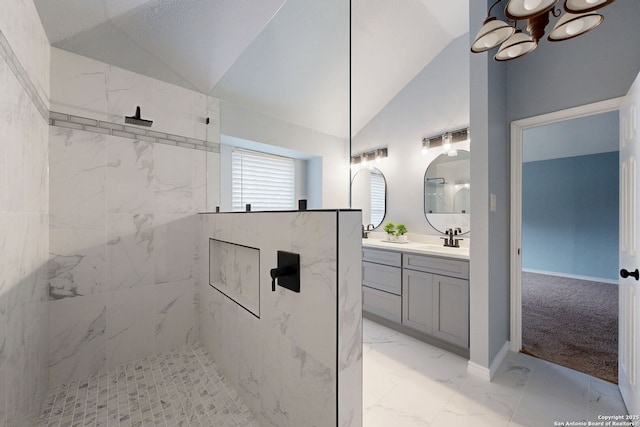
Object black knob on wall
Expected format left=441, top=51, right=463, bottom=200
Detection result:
left=620, top=268, right=639, bottom=281
left=270, top=251, right=300, bottom=293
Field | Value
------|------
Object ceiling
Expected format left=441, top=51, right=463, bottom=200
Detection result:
left=34, top=0, right=468, bottom=139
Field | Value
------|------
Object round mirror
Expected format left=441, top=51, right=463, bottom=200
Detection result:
left=351, top=167, right=386, bottom=229
left=424, top=150, right=470, bottom=233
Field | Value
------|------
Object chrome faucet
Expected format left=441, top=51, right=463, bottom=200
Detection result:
left=441, top=227, right=463, bottom=248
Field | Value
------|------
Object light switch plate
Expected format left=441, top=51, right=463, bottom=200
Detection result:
left=490, top=193, right=497, bottom=212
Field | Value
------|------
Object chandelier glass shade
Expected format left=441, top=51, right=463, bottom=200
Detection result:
left=548, top=11, right=603, bottom=41
left=471, top=0, right=615, bottom=61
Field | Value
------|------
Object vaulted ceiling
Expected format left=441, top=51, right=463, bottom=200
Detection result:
left=34, top=0, right=468, bottom=138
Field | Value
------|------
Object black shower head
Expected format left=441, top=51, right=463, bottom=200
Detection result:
left=125, top=106, right=153, bottom=127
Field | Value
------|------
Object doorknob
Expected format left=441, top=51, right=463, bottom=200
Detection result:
left=620, top=268, right=640, bottom=280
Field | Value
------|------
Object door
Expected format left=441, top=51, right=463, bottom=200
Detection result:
left=619, top=71, right=640, bottom=416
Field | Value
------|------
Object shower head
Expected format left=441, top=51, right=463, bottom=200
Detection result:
left=125, top=106, right=153, bottom=127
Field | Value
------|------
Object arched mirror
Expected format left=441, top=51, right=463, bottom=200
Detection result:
left=424, top=150, right=470, bottom=233
left=351, top=167, right=387, bottom=229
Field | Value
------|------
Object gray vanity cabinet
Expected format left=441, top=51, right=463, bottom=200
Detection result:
left=363, top=246, right=470, bottom=351
left=402, top=253, right=469, bottom=348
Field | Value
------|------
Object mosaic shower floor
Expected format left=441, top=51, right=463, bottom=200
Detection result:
left=38, top=345, right=260, bottom=427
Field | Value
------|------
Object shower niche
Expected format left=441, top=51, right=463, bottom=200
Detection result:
left=209, top=239, right=261, bottom=317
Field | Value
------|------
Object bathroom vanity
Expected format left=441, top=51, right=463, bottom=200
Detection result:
left=362, top=238, right=469, bottom=357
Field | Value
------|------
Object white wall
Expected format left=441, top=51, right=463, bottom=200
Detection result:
left=219, top=100, right=350, bottom=209
left=351, top=34, right=470, bottom=235
left=0, top=0, right=51, bottom=424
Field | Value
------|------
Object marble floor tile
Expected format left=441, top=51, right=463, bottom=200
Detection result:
left=362, top=318, right=628, bottom=427
left=38, top=345, right=259, bottom=427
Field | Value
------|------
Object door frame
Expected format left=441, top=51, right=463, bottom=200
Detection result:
left=509, top=97, right=624, bottom=352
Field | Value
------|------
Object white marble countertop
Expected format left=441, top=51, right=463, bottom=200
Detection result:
left=362, top=235, right=469, bottom=260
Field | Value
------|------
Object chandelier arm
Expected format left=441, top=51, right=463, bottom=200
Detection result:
left=488, top=0, right=505, bottom=16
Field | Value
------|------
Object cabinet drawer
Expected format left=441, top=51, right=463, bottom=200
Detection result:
left=363, top=286, right=402, bottom=323
left=363, top=248, right=402, bottom=267
left=363, top=261, right=402, bottom=295
left=403, top=253, right=469, bottom=279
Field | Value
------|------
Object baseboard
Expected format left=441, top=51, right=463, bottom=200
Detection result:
left=467, top=340, right=510, bottom=381
left=467, top=361, right=491, bottom=381
left=522, top=268, right=618, bottom=285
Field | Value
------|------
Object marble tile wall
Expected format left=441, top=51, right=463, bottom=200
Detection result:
left=47, top=128, right=206, bottom=387
left=0, top=2, right=51, bottom=425
left=47, top=46, right=221, bottom=388
left=50, top=47, right=220, bottom=145
left=337, top=211, right=363, bottom=427
left=199, top=211, right=362, bottom=427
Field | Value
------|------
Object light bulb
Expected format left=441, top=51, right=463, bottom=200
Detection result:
left=442, top=133, right=451, bottom=151
left=421, top=146, right=428, bottom=155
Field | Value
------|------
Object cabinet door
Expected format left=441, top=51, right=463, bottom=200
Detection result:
left=363, top=261, right=402, bottom=295
left=402, top=269, right=433, bottom=335
left=432, top=275, right=469, bottom=348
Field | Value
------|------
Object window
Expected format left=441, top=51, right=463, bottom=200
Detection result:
left=231, top=149, right=295, bottom=211
left=370, top=169, right=385, bottom=226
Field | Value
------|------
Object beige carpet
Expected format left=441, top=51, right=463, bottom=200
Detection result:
left=521, top=271, right=618, bottom=384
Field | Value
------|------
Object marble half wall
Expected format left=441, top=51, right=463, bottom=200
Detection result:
left=199, top=210, right=362, bottom=427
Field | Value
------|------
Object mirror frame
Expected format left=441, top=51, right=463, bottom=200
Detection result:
left=351, top=166, right=388, bottom=229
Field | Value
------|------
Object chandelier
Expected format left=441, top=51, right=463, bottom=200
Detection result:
left=471, top=0, right=615, bottom=61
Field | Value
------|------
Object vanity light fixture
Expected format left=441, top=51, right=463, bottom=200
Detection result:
left=471, top=0, right=613, bottom=61
left=351, top=148, right=388, bottom=169
left=421, top=128, right=470, bottom=155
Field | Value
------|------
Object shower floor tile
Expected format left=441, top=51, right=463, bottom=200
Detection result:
left=38, top=345, right=260, bottom=427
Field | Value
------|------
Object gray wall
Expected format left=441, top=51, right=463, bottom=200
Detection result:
left=522, top=152, right=619, bottom=281
left=506, top=1, right=640, bottom=122
left=469, top=0, right=511, bottom=370
left=470, top=0, right=640, bottom=371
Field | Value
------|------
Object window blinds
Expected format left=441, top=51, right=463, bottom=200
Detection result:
left=231, top=149, right=295, bottom=212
